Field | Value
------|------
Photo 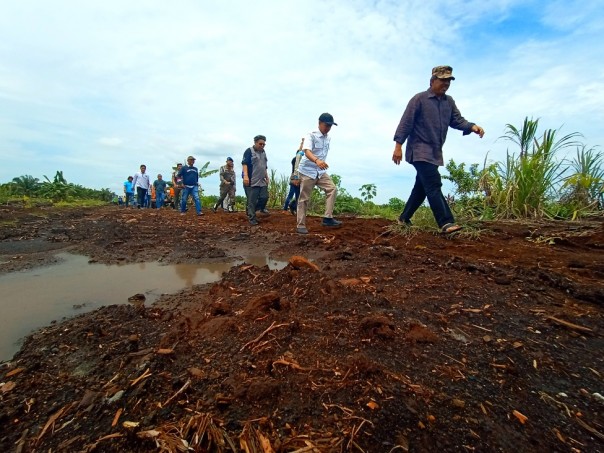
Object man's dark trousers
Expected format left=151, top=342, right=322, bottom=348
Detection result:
left=246, top=186, right=269, bottom=221
left=401, top=161, right=454, bottom=228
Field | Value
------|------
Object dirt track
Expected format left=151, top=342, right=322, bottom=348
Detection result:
left=0, top=205, right=603, bottom=452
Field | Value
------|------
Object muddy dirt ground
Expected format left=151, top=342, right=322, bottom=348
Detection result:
left=0, top=204, right=603, bottom=453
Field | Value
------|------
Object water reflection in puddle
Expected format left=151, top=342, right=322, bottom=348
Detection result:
left=0, top=253, right=287, bottom=361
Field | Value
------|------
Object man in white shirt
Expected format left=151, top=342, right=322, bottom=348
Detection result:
left=293, top=113, right=342, bottom=234
left=131, top=164, right=150, bottom=209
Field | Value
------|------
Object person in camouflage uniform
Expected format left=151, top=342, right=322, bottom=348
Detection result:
left=213, top=157, right=236, bottom=212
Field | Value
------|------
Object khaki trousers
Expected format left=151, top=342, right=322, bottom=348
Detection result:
left=296, top=173, right=337, bottom=228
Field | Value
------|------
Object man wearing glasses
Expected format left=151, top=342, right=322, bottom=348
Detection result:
left=242, top=135, right=269, bottom=226
left=392, top=66, right=484, bottom=234
left=178, top=156, right=203, bottom=216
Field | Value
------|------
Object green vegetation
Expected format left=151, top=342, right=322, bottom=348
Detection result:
left=1, top=171, right=114, bottom=206
left=560, top=146, right=604, bottom=219
left=483, top=118, right=583, bottom=218
left=267, top=173, right=406, bottom=220
left=359, top=183, right=377, bottom=203
left=267, top=169, right=288, bottom=209
left=198, top=161, right=219, bottom=180
left=444, top=118, right=602, bottom=222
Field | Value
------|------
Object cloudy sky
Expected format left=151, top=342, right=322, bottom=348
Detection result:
left=1, top=0, right=602, bottom=203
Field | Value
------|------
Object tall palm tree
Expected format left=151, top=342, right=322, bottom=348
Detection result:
left=11, top=175, right=40, bottom=196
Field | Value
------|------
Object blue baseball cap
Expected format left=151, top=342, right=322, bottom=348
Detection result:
left=318, top=112, right=337, bottom=126
left=226, top=157, right=233, bottom=162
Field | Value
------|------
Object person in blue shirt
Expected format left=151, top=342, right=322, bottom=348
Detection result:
left=123, top=176, right=134, bottom=208
left=178, top=156, right=203, bottom=216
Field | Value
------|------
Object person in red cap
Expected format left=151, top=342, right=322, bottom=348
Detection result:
left=392, top=65, right=484, bottom=234
left=293, top=113, right=342, bottom=234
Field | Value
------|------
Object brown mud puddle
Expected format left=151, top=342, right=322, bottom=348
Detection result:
left=0, top=205, right=603, bottom=452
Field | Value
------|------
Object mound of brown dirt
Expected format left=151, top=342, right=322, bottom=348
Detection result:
left=0, top=206, right=603, bottom=452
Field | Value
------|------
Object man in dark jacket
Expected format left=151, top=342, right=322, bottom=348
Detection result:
left=392, top=65, right=484, bottom=234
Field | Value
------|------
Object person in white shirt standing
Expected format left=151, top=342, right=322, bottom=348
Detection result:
left=131, top=164, right=150, bottom=209
left=293, top=113, right=342, bottom=234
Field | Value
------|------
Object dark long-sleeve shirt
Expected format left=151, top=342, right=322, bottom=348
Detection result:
left=393, top=88, right=475, bottom=166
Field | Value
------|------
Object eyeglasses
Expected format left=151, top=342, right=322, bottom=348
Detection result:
left=257, top=142, right=266, bottom=146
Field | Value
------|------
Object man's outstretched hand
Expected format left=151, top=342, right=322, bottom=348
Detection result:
left=472, top=125, right=485, bottom=138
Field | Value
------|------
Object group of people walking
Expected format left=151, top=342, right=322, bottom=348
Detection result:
left=123, top=66, right=485, bottom=234
left=227, top=115, right=343, bottom=234
left=122, top=165, right=162, bottom=209
left=122, top=158, right=204, bottom=214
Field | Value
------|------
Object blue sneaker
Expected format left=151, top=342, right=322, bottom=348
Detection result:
left=322, top=217, right=342, bottom=227
left=296, top=227, right=309, bottom=234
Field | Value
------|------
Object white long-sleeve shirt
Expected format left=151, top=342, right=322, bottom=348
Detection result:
left=132, top=171, right=150, bottom=190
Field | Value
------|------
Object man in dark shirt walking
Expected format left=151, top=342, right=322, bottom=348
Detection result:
left=242, top=135, right=269, bottom=226
left=392, top=65, right=484, bottom=234
left=178, top=156, right=203, bottom=216
left=153, top=174, right=167, bottom=209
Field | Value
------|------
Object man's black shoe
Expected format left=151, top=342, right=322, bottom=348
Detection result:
left=249, top=219, right=259, bottom=226
left=322, top=217, right=342, bottom=227
left=259, top=209, right=270, bottom=215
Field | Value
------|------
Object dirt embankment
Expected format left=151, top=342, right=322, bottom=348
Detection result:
left=0, top=205, right=603, bottom=452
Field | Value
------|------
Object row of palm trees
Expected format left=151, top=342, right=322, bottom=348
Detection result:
left=4, top=171, right=113, bottom=202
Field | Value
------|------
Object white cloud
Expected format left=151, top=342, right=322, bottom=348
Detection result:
left=99, top=137, right=124, bottom=147
left=0, top=0, right=602, bottom=203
